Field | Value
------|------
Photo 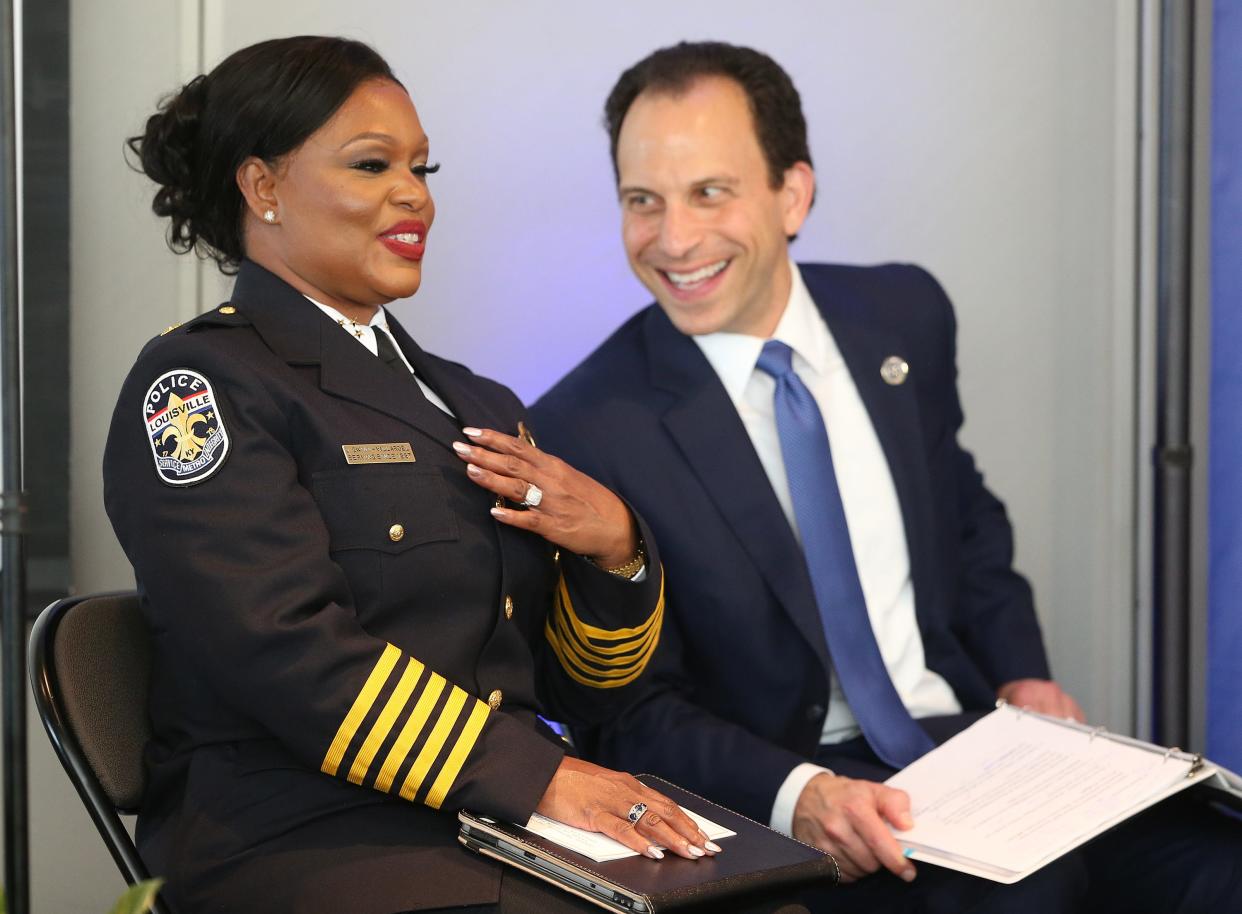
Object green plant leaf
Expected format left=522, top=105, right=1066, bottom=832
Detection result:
left=107, top=879, right=164, bottom=914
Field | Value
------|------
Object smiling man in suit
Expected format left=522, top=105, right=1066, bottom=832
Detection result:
left=530, top=41, right=1242, bottom=914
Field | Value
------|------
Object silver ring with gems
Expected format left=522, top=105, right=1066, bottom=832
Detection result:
left=520, top=483, right=543, bottom=508
left=627, top=802, right=648, bottom=825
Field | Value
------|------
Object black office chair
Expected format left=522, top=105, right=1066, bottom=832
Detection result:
left=29, top=590, right=172, bottom=914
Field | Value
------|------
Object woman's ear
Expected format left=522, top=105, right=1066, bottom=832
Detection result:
left=237, top=156, right=281, bottom=225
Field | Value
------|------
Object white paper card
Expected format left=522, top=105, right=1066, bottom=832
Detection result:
left=524, top=806, right=737, bottom=863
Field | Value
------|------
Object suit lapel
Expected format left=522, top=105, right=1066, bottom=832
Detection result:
left=804, top=270, right=936, bottom=616
left=644, top=310, right=832, bottom=671
left=316, top=321, right=463, bottom=450
left=230, top=261, right=464, bottom=451
left=385, top=316, right=509, bottom=437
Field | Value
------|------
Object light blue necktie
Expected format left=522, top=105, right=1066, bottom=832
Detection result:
left=756, top=339, right=934, bottom=768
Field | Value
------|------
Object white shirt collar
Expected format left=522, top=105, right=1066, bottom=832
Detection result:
left=693, top=262, right=841, bottom=402
left=306, top=295, right=391, bottom=337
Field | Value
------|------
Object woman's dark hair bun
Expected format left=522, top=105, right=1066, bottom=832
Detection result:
left=127, top=36, right=400, bottom=273
left=127, top=74, right=209, bottom=259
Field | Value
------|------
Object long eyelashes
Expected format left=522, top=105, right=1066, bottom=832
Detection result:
left=350, top=159, right=441, bottom=177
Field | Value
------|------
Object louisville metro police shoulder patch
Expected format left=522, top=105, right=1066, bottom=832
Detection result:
left=143, top=368, right=230, bottom=486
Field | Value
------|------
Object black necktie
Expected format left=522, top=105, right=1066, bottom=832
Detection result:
left=374, top=326, right=414, bottom=381
left=374, top=326, right=456, bottom=419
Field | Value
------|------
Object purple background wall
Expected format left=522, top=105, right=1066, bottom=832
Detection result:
left=1207, top=0, right=1242, bottom=771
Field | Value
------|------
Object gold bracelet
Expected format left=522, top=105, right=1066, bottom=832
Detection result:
left=589, top=541, right=646, bottom=578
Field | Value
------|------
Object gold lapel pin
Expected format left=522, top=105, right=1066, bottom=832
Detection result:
left=881, top=356, right=909, bottom=386
left=517, top=420, right=537, bottom=448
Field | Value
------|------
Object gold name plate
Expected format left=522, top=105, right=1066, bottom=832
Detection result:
left=342, top=442, right=416, bottom=465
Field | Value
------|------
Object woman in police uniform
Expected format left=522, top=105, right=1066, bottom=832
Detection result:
left=107, top=36, right=715, bottom=914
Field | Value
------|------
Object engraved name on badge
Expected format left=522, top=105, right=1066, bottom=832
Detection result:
left=342, top=442, right=417, bottom=465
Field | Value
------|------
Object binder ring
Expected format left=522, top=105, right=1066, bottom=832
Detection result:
left=1088, top=726, right=1106, bottom=742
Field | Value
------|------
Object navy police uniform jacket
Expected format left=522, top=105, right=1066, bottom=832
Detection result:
left=103, top=261, right=664, bottom=914
left=530, top=263, right=1050, bottom=824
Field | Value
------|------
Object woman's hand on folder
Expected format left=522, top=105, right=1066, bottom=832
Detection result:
left=536, top=757, right=718, bottom=860
left=792, top=773, right=915, bottom=884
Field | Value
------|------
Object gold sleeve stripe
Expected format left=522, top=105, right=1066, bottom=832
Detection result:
left=545, top=617, right=661, bottom=689
left=347, top=658, right=424, bottom=785
left=553, top=606, right=660, bottom=680
left=555, top=572, right=664, bottom=642
left=374, top=671, right=446, bottom=793
left=555, top=598, right=662, bottom=667
left=398, top=685, right=469, bottom=801
left=545, top=625, right=651, bottom=688
left=550, top=607, right=661, bottom=681
left=424, top=699, right=490, bottom=809
left=321, top=643, right=401, bottom=776
left=544, top=571, right=664, bottom=687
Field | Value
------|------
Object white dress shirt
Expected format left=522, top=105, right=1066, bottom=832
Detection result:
left=308, top=298, right=455, bottom=417
left=692, top=263, right=960, bottom=835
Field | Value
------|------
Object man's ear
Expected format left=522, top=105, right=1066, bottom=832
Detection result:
left=236, top=156, right=281, bottom=225
left=780, top=161, right=816, bottom=238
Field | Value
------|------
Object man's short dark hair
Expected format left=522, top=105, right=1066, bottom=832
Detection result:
left=604, top=41, right=813, bottom=188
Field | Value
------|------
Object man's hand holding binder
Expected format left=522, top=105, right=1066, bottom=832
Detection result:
left=996, top=678, right=1087, bottom=723
left=791, top=773, right=916, bottom=884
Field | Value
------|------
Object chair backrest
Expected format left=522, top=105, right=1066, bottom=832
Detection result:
left=29, top=591, right=170, bottom=912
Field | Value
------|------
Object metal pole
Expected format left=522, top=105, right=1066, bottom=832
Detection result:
left=1153, top=0, right=1195, bottom=749
left=0, top=0, right=27, bottom=908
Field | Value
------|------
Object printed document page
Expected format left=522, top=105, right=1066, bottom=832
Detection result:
left=886, top=706, right=1216, bottom=883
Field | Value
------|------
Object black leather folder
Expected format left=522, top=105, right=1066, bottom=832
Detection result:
left=458, top=774, right=838, bottom=912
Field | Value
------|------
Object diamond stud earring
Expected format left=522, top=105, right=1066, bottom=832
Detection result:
left=263, top=209, right=277, bottom=223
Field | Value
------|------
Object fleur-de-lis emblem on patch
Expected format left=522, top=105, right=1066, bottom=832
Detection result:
left=157, top=393, right=216, bottom=462
left=144, top=368, right=230, bottom=486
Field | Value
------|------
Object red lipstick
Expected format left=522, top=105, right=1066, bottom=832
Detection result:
left=378, top=220, right=427, bottom=261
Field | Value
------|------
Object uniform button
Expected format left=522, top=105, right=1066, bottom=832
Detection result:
left=806, top=704, right=825, bottom=721
left=487, top=689, right=503, bottom=710
left=504, top=595, right=514, bottom=619
left=388, top=523, right=405, bottom=542
left=219, top=305, right=236, bottom=315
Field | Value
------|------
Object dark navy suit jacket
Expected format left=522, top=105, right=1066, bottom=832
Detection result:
left=530, top=263, right=1051, bottom=824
